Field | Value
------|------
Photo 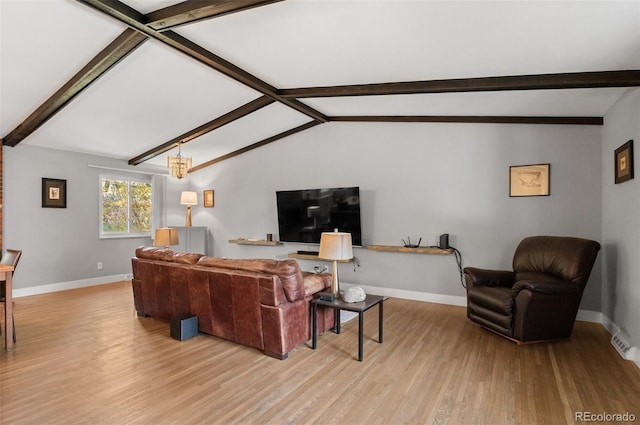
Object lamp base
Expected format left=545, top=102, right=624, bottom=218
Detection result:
left=331, top=260, right=340, bottom=297
left=185, top=205, right=192, bottom=227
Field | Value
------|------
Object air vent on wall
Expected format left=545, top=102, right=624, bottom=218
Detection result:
left=611, top=330, right=639, bottom=362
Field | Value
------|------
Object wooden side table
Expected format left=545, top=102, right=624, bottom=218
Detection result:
left=311, top=294, right=385, bottom=361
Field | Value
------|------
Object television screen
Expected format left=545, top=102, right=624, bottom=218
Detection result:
left=276, top=187, right=362, bottom=246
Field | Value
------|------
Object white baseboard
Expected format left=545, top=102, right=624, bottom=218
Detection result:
left=600, top=313, right=640, bottom=366
left=12, top=274, right=129, bottom=298
left=341, top=282, right=466, bottom=307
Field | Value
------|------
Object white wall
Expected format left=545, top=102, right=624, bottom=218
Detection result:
left=2, top=145, right=168, bottom=293
left=601, top=88, right=640, bottom=349
left=182, top=121, right=603, bottom=310
left=3, top=121, right=605, bottom=313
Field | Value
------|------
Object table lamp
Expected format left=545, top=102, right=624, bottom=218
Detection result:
left=318, top=231, right=353, bottom=296
left=154, top=227, right=179, bottom=250
left=180, top=191, right=198, bottom=227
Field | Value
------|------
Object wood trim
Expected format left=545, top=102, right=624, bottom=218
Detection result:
left=279, top=70, right=640, bottom=98
left=190, top=121, right=321, bottom=172
left=128, top=96, right=275, bottom=165
left=229, top=238, right=282, bottom=246
left=77, top=0, right=328, bottom=123
left=146, top=0, right=283, bottom=30
left=330, top=115, right=604, bottom=125
left=367, top=245, right=453, bottom=254
left=2, top=29, right=147, bottom=147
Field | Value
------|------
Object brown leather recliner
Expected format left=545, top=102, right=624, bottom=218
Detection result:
left=464, top=236, right=600, bottom=343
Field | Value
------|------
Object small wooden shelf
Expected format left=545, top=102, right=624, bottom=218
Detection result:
left=367, top=245, right=453, bottom=255
left=229, top=238, right=282, bottom=246
left=288, top=253, right=352, bottom=262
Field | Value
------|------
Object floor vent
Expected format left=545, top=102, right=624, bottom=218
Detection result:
left=611, top=331, right=632, bottom=359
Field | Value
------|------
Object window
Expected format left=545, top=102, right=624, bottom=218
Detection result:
left=100, top=176, right=152, bottom=237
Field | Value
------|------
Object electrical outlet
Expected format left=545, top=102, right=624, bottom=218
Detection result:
left=97, top=262, right=103, bottom=270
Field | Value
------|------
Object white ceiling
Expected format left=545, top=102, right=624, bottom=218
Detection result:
left=1, top=0, right=639, bottom=170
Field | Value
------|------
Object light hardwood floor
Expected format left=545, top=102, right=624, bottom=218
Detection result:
left=1, top=281, right=639, bottom=425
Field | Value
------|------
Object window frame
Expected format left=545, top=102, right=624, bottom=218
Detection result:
left=99, top=173, right=154, bottom=239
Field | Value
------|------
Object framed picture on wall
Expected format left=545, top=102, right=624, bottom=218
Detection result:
left=203, top=190, right=214, bottom=208
left=42, top=178, right=67, bottom=208
left=614, top=140, right=634, bottom=184
left=509, top=163, right=550, bottom=197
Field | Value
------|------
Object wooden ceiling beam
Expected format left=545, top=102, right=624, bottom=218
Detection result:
left=279, top=70, right=640, bottom=98
left=2, top=28, right=147, bottom=147
left=146, top=0, right=284, bottom=31
left=190, top=121, right=321, bottom=172
left=330, top=116, right=603, bottom=125
left=77, top=0, right=328, bottom=123
left=128, top=96, right=275, bottom=165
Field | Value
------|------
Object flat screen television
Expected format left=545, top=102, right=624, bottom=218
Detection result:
left=276, top=187, right=362, bottom=246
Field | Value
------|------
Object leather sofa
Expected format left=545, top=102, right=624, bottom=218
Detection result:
left=131, top=247, right=335, bottom=359
left=464, top=236, right=600, bottom=343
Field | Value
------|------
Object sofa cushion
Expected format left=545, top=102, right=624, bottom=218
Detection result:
left=196, top=257, right=305, bottom=302
left=301, top=272, right=331, bottom=297
left=135, top=246, right=202, bottom=264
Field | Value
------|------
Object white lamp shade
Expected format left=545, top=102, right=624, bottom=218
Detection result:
left=154, top=227, right=179, bottom=247
left=180, top=191, right=198, bottom=205
left=318, top=232, right=353, bottom=260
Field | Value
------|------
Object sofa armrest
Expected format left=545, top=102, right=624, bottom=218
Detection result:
left=512, top=280, right=581, bottom=297
left=463, top=267, right=515, bottom=288
left=302, top=272, right=332, bottom=297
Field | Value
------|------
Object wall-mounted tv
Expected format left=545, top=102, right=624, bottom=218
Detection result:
left=276, top=187, right=362, bottom=246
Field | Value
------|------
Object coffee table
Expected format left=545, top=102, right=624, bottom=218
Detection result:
left=311, top=294, right=385, bottom=361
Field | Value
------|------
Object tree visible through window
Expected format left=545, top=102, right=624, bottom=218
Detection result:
left=101, top=177, right=152, bottom=236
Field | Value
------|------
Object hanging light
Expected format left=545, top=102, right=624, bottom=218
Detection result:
left=167, top=143, right=192, bottom=179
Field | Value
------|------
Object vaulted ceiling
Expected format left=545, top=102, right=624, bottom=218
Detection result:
left=2, top=0, right=639, bottom=172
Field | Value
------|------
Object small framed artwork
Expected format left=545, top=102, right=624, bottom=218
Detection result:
left=42, top=178, right=67, bottom=208
left=614, top=140, right=634, bottom=184
left=509, top=163, right=550, bottom=197
left=203, top=190, right=214, bottom=208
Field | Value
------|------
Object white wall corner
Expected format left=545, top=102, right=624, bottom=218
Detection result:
left=576, top=309, right=603, bottom=324
left=601, top=314, right=640, bottom=365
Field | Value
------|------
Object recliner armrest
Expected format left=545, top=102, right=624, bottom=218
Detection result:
left=512, top=280, right=581, bottom=297
left=463, top=267, right=515, bottom=287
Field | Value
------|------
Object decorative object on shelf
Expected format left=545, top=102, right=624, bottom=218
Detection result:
left=167, top=143, right=191, bottom=179
left=439, top=233, right=450, bottom=249
left=203, top=189, right=214, bottom=207
left=42, top=177, right=67, bottom=208
left=180, top=191, right=198, bottom=227
left=154, top=227, right=179, bottom=250
left=343, top=287, right=366, bottom=303
left=509, top=163, right=550, bottom=197
left=318, top=231, right=353, bottom=296
left=614, top=140, right=634, bottom=184
left=402, top=236, right=422, bottom=248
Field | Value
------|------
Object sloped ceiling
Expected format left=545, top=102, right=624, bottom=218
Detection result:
left=1, top=0, right=639, bottom=172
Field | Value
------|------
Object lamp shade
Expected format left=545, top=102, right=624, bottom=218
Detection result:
left=154, top=227, right=179, bottom=248
left=318, top=232, right=353, bottom=260
left=180, top=191, right=198, bottom=205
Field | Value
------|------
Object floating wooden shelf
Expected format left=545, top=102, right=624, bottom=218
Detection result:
left=367, top=245, right=453, bottom=255
left=229, top=238, right=282, bottom=246
left=288, top=253, right=353, bottom=262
